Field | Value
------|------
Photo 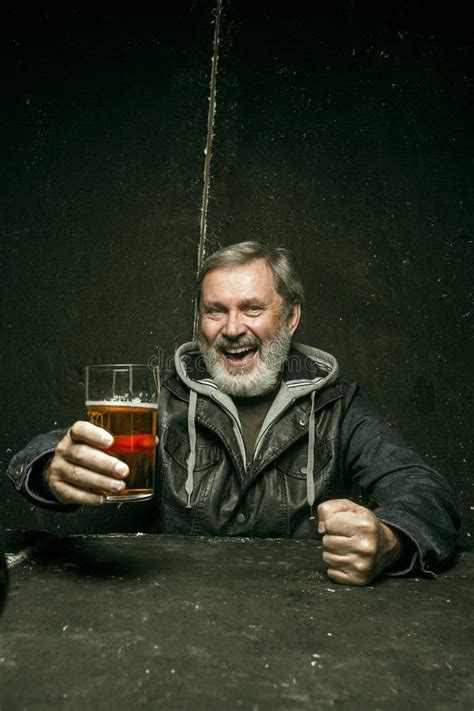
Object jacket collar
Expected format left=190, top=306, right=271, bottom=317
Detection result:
left=164, top=341, right=344, bottom=504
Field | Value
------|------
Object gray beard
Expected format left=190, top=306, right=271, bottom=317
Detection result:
left=198, top=321, right=293, bottom=397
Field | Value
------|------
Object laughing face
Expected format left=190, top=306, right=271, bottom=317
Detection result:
left=198, top=258, right=301, bottom=397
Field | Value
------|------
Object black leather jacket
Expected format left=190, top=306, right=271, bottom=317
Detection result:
left=7, top=343, right=460, bottom=575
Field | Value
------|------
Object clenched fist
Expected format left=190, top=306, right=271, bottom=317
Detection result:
left=318, top=499, right=402, bottom=586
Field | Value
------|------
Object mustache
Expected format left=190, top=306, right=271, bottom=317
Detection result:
left=213, top=335, right=261, bottom=352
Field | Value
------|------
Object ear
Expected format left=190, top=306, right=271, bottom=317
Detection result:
left=287, top=301, right=301, bottom=335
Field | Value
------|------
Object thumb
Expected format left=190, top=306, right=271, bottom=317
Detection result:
left=317, top=498, right=361, bottom=534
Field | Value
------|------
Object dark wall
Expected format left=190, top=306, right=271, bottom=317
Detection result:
left=0, top=4, right=214, bottom=532
left=1, top=3, right=472, bottom=541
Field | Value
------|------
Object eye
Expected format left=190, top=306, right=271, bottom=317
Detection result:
left=206, top=306, right=225, bottom=316
left=245, top=305, right=263, bottom=315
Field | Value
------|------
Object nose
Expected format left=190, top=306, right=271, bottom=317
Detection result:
left=222, top=310, right=247, bottom=339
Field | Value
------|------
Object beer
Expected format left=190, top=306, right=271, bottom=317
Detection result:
left=87, top=401, right=157, bottom=502
left=84, top=364, right=160, bottom=503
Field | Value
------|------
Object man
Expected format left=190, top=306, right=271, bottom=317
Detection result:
left=7, top=241, right=460, bottom=585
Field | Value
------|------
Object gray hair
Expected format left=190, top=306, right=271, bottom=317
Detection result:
left=196, top=241, right=304, bottom=315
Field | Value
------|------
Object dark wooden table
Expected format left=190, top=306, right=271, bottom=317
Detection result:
left=0, top=532, right=472, bottom=710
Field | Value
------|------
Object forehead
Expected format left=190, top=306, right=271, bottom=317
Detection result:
left=201, top=259, right=279, bottom=302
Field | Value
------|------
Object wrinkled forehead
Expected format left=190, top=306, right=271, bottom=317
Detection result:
left=201, top=259, right=280, bottom=303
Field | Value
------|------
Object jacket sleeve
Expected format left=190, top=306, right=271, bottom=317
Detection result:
left=341, top=384, right=461, bottom=575
left=6, top=429, right=79, bottom=512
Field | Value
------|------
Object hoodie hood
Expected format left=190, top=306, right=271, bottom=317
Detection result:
left=173, top=341, right=339, bottom=515
left=174, top=340, right=338, bottom=402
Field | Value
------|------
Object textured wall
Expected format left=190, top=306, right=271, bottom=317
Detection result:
left=1, top=3, right=472, bottom=540
left=0, top=4, right=214, bottom=532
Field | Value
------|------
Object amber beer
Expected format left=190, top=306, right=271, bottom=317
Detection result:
left=87, top=401, right=157, bottom=502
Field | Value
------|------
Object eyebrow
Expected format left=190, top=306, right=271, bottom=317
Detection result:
left=203, top=298, right=266, bottom=309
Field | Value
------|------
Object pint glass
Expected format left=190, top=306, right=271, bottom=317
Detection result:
left=84, top=364, right=160, bottom=503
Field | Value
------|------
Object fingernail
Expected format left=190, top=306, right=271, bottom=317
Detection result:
left=115, top=462, right=128, bottom=476
left=111, top=480, right=125, bottom=492
left=102, top=433, right=113, bottom=446
left=318, top=521, right=326, bottom=534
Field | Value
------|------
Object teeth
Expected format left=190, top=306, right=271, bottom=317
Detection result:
left=226, top=347, right=254, bottom=355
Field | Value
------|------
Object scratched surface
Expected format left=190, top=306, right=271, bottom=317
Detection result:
left=0, top=533, right=473, bottom=710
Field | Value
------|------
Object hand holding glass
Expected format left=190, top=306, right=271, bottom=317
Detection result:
left=85, top=364, right=160, bottom=503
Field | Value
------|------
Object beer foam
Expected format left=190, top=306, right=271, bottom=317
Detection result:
left=86, top=400, right=158, bottom=409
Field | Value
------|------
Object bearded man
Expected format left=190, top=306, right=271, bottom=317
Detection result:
left=7, top=242, right=460, bottom=585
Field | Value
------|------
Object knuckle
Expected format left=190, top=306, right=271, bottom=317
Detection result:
left=71, top=444, right=86, bottom=465
left=48, top=457, right=61, bottom=476
left=317, top=501, right=330, bottom=517
left=362, top=511, right=377, bottom=527
left=68, top=466, right=82, bottom=484
left=55, top=440, right=68, bottom=457
left=69, top=421, right=86, bottom=438
left=359, top=536, right=377, bottom=556
left=358, top=520, right=376, bottom=537
left=352, top=559, right=372, bottom=580
left=48, top=461, right=66, bottom=485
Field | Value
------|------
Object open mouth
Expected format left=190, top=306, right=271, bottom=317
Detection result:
left=222, top=347, right=259, bottom=368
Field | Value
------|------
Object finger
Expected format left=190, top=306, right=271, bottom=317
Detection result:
left=323, top=550, right=376, bottom=586
left=322, top=550, right=353, bottom=568
left=324, top=555, right=367, bottom=586
left=64, top=443, right=129, bottom=479
left=69, top=421, right=114, bottom=448
left=52, top=480, right=107, bottom=507
left=326, top=568, right=353, bottom=585
left=322, top=534, right=357, bottom=554
left=61, top=465, right=126, bottom=495
left=327, top=565, right=373, bottom=587
left=323, top=510, right=373, bottom=537
left=317, top=498, right=361, bottom=533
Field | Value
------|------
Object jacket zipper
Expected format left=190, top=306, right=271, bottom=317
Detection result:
left=210, top=393, right=247, bottom=468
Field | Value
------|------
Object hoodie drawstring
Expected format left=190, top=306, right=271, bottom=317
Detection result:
left=185, top=388, right=317, bottom=517
left=306, top=390, right=317, bottom=520
left=185, top=390, right=198, bottom=509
